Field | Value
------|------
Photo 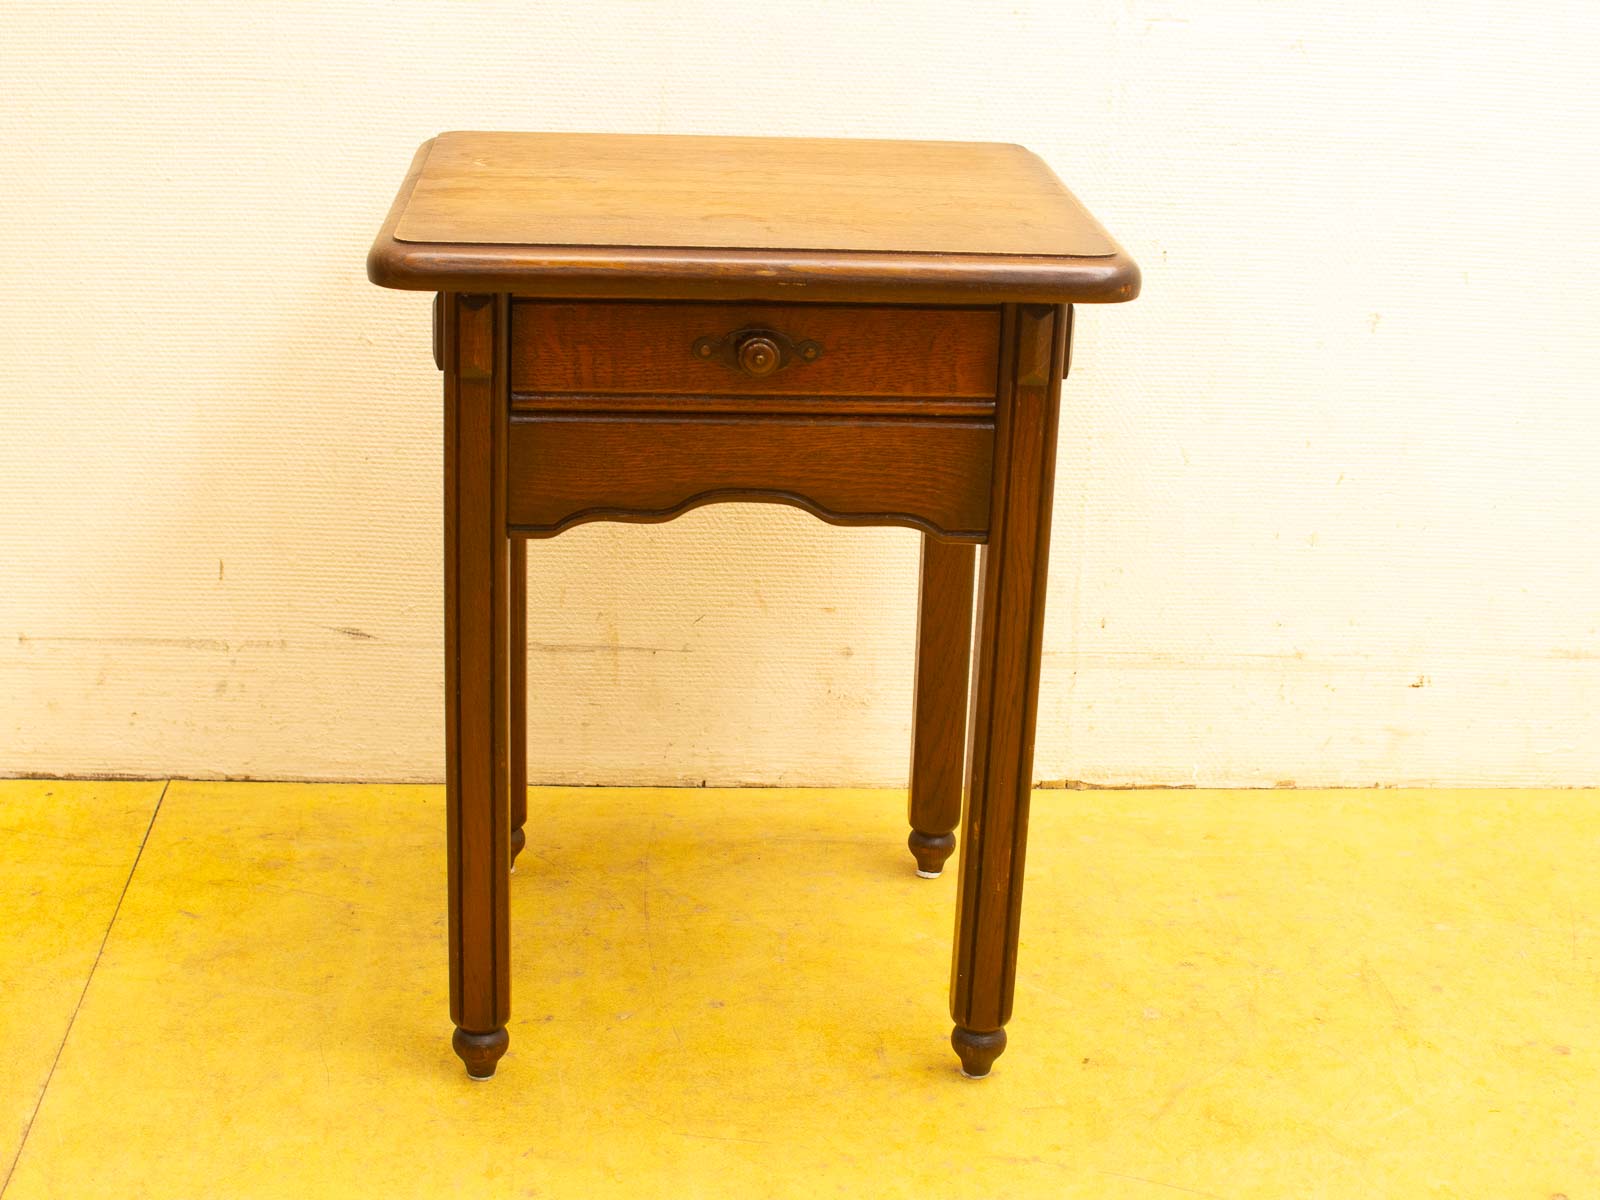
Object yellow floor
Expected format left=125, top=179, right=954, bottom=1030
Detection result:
left=0, top=781, right=164, bottom=1181
left=1, top=783, right=1595, bottom=1197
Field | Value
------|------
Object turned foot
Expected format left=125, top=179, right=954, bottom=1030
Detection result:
left=951, top=1026, right=1006, bottom=1078
left=908, top=830, right=956, bottom=877
left=510, top=825, right=526, bottom=869
left=452, top=1026, right=509, bottom=1080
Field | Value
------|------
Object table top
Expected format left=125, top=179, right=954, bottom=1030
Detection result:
left=369, top=132, right=1138, bottom=304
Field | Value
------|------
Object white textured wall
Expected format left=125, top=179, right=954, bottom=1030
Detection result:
left=3, top=2, right=1597, bottom=786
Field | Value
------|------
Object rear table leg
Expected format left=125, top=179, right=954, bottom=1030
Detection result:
left=907, top=535, right=975, bottom=877
left=510, top=537, right=527, bottom=868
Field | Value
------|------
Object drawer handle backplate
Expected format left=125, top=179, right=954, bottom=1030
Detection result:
left=691, top=327, right=823, bottom=378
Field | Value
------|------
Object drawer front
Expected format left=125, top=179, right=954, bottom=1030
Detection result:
left=510, top=301, right=1000, bottom=412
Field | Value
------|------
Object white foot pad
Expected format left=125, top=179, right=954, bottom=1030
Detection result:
left=915, top=868, right=942, bottom=879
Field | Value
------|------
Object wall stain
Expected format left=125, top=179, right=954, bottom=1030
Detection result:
left=1039, top=778, right=1197, bottom=791
left=16, top=634, right=231, bottom=651
left=529, top=641, right=682, bottom=655
left=320, top=626, right=377, bottom=641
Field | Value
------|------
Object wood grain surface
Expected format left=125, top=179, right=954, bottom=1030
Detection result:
left=949, top=305, right=1071, bottom=1077
left=907, top=536, right=976, bottom=877
left=368, top=135, right=1140, bottom=304
left=398, top=132, right=1119, bottom=256
left=509, top=536, right=526, bottom=866
left=443, top=293, right=513, bottom=1079
left=506, top=414, right=994, bottom=540
left=510, top=301, right=1000, bottom=400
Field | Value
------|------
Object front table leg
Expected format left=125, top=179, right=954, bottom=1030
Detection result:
left=949, top=305, right=1069, bottom=1078
left=444, top=293, right=513, bottom=1079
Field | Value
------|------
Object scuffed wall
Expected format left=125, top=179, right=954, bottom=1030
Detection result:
left=2, top=1, right=1597, bottom=785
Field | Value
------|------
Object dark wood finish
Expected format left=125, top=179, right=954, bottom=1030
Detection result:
left=691, top=325, right=818, bottom=379
left=907, top=536, right=975, bottom=877
left=948, top=304, right=1070, bottom=1077
left=506, top=415, right=994, bottom=541
left=432, top=292, right=444, bottom=370
left=509, top=536, right=527, bottom=868
left=512, top=393, right=993, bottom=419
left=452, top=1027, right=510, bottom=1081
left=398, top=133, right=1122, bottom=255
left=372, top=133, right=1136, bottom=1082
left=907, top=830, right=958, bottom=879
left=368, top=135, right=1141, bottom=305
left=444, top=292, right=513, bottom=1079
left=510, top=302, right=1000, bottom=401
left=950, top=1026, right=1007, bottom=1078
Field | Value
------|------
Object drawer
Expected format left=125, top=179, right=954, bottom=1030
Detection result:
left=509, top=301, right=1001, bottom=415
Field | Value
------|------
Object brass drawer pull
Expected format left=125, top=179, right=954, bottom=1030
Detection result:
left=691, top=326, right=822, bottom=378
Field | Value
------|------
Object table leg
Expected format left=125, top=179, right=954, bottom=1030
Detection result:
left=948, top=304, right=1068, bottom=1078
left=510, top=537, right=527, bottom=868
left=444, top=293, right=512, bottom=1080
left=907, top=535, right=974, bottom=876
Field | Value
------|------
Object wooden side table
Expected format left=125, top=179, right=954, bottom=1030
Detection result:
left=368, top=132, right=1139, bottom=1080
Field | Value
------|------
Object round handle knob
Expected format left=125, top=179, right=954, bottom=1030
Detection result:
left=736, top=334, right=781, bottom=378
